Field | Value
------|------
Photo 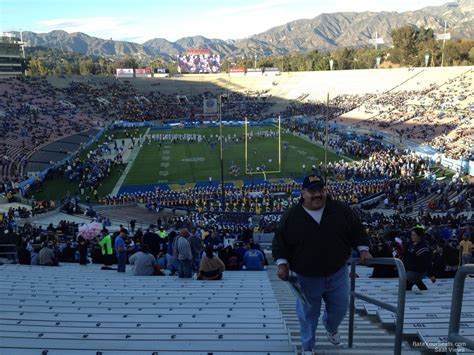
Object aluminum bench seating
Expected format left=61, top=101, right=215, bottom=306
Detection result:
left=0, top=264, right=296, bottom=354
left=352, top=273, right=474, bottom=353
left=3, top=350, right=295, bottom=355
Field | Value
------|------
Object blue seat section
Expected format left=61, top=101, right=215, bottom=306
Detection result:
left=119, top=177, right=298, bottom=194
left=117, top=183, right=170, bottom=195
left=119, top=176, right=390, bottom=196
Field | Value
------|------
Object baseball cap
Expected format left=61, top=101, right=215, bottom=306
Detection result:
left=302, top=174, right=326, bottom=190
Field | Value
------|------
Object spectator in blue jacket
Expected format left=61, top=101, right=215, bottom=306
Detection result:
left=115, top=230, right=127, bottom=273
left=244, top=244, right=265, bottom=270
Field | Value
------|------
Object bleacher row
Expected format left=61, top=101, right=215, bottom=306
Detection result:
left=1, top=135, right=33, bottom=179
left=352, top=274, right=474, bottom=353
left=268, top=264, right=474, bottom=354
left=1, top=146, right=20, bottom=179
left=0, top=263, right=296, bottom=355
left=376, top=186, right=469, bottom=217
left=1, top=262, right=473, bottom=354
left=23, top=128, right=102, bottom=176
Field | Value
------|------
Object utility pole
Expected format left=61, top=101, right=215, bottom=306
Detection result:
left=218, top=94, right=226, bottom=213
left=324, top=93, right=329, bottom=180
left=369, top=31, right=384, bottom=68
left=436, top=21, right=450, bottom=67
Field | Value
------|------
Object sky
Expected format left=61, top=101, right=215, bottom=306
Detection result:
left=1, top=0, right=451, bottom=43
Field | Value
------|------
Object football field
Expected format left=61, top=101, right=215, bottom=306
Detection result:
left=123, top=125, right=349, bottom=185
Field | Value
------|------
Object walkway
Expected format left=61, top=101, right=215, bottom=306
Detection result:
left=111, top=128, right=150, bottom=196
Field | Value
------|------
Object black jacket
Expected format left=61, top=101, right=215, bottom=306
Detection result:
left=272, top=198, right=369, bottom=277
left=404, top=240, right=431, bottom=273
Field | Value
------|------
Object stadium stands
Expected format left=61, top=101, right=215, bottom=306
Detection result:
left=1, top=66, right=473, bottom=354
left=0, top=263, right=296, bottom=354
left=5, top=262, right=472, bottom=354
left=1, top=66, right=472, bottom=187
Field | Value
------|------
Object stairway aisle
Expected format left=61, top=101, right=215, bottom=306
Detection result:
left=266, top=265, right=420, bottom=354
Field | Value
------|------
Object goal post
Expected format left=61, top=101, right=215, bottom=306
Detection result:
left=244, top=116, right=282, bottom=179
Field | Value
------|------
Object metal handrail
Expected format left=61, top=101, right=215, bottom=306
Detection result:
left=447, top=264, right=474, bottom=355
left=348, top=257, right=406, bottom=355
left=0, top=244, right=18, bottom=262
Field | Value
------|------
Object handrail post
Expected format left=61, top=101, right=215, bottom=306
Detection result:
left=393, top=258, right=406, bottom=355
left=348, top=261, right=356, bottom=347
left=347, top=257, right=406, bottom=355
left=447, top=264, right=474, bottom=355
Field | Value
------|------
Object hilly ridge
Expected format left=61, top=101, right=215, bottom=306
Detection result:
left=17, top=0, right=473, bottom=59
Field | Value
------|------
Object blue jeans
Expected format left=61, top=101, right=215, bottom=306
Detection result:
left=117, top=252, right=126, bottom=273
left=295, top=266, right=349, bottom=351
left=178, top=259, right=193, bottom=278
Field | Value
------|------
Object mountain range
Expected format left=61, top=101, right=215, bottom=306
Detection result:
left=17, top=0, right=474, bottom=59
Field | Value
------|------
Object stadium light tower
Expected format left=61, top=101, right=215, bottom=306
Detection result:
left=436, top=21, right=451, bottom=67
left=368, top=31, right=384, bottom=50
left=19, top=29, right=26, bottom=59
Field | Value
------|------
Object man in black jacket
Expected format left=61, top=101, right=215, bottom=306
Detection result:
left=272, top=174, right=371, bottom=352
left=143, top=225, right=160, bottom=258
left=404, top=226, right=431, bottom=290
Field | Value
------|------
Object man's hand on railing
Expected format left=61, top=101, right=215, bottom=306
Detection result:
left=277, top=264, right=290, bottom=281
left=359, top=250, right=372, bottom=264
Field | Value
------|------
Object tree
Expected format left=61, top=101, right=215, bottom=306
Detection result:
left=79, top=58, right=94, bottom=75
left=313, top=53, right=330, bottom=71
left=257, top=57, right=275, bottom=68
left=469, top=46, right=474, bottom=63
left=332, top=47, right=354, bottom=70
left=149, top=58, right=167, bottom=69
left=63, top=61, right=77, bottom=75
left=27, top=57, right=48, bottom=75
left=115, top=56, right=138, bottom=69
left=353, top=48, right=383, bottom=69
left=391, top=25, right=419, bottom=65
left=443, top=41, right=462, bottom=66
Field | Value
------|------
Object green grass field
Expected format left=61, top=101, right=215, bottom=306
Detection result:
left=32, top=125, right=350, bottom=200
left=124, top=125, right=349, bottom=184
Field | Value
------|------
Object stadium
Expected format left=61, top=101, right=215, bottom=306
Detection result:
left=0, top=29, right=474, bottom=355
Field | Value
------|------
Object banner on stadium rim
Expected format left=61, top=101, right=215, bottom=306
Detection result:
left=246, top=68, right=262, bottom=76
left=153, top=68, right=170, bottom=77
left=187, top=48, right=210, bottom=54
left=229, top=67, right=245, bottom=76
left=203, top=98, right=218, bottom=114
left=135, top=68, right=152, bottom=77
left=263, top=67, right=280, bottom=76
left=116, top=68, right=134, bottom=77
